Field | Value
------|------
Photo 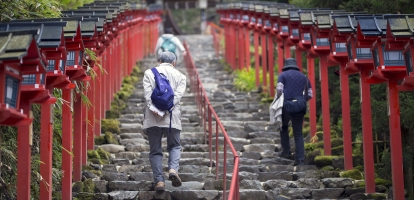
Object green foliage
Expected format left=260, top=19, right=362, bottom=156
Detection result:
left=332, top=145, right=344, bottom=156
left=87, top=150, right=101, bottom=160
left=341, top=169, right=363, bottom=180
left=83, top=179, right=95, bottom=193
left=321, top=165, right=335, bottom=171
left=72, top=181, right=84, bottom=193
left=357, top=178, right=392, bottom=188
left=96, top=148, right=110, bottom=160
left=58, top=0, right=94, bottom=10
left=0, top=0, right=61, bottom=22
left=94, top=136, right=106, bottom=145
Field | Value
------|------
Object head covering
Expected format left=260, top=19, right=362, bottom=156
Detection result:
left=282, top=58, right=300, bottom=71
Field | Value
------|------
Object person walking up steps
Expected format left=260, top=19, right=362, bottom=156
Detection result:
left=155, top=27, right=187, bottom=60
left=276, top=58, right=313, bottom=166
left=143, top=51, right=187, bottom=191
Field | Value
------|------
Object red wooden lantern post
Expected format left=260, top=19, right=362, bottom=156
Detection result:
left=346, top=16, right=387, bottom=193
left=298, top=11, right=317, bottom=138
left=247, top=3, right=260, bottom=86
left=368, top=15, right=414, bottom=200
left=241, top=3, right=251, bottom=71
left=0, top=31, right=39, bottom=199
left=309, top=12, right=341, bottom=156
left=234, top=3, right=243, bottom=70
left=228, top=3, right=237, bottom=69
left=331, top=14, right=360, bottom=170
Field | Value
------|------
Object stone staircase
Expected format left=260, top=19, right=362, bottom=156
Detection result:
left=74, top=35, right=370, bottom=200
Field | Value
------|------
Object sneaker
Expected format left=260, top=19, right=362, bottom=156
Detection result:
left=154, top=182, right=165, bottom=191
left=279, top=151, right=294, bottom=160
left=291, top=160, right=304, bottom=166
left=168, top=169, right=182, bottom=187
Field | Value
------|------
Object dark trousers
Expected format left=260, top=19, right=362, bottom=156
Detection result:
left=280, top=107, right=305, bottom=161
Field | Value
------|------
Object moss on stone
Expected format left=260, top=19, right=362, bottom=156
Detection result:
left=94, top=135, right=106, bottom=145
left=305, top=143, right=317, bottom=151
left=117, top=99, right=126, bottom=110
left=367, top=193, right=388, bottom=200
left=131, top=76, right=139, bottom=83
left=314, top=156, right=339, bottom=168
left=117, top=90, right=131, bottom=101
left=331, top=138, right=343, bottom=148
left=82, top=165, right=94, bottom=171
left=332, top=145, right=344, bottom=156
left=72, top=181, right=84, bottom=193
left=74, top=193, right=94, bottom=200
left=96, top=148, right=110, bottom=160
left=101, top=119, right=120, bottom=134
left=104, top=131, right=119, bottom=145
left=321, top=165, right=335, bottom=171
left=83, top=178, right=95, bottom=193
left=90, top=170, right=102, bottom=176
left=375, top=178, right=392, bottom=187
left=341, top=169, right=363, bottom=180
left=87, top=150, right=101, bottom=160
left=302, top=126, right=310, bottom=138
left=354, top=165, right=364, bottom=172
left=88, top=158, right=103, bottom=165
left=123, top=76, right=132, bottom=84
left=105, top=110, right=120, bottom=119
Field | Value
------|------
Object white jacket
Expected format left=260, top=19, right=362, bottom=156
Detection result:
left=154, top=34, right=186, bottom=57
left=142, top=63, right=187, bottom=130
left=269, top=93, right=284, bottom=131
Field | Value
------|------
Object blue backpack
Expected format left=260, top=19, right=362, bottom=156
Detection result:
left=150, top=67, right=175, bottom=131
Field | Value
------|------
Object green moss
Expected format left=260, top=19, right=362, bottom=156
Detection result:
left=354, top=165, right=364, bottom=172
left=82, top=165, right=94, bottom=171
left=101, top=119, right=120, bottom=134
left=94, top=136, right=106, bottom=145
left=341, top=169, right=363, bottom=180
left=117, top=99, right=126, bottom=110
left=357, top=178, right=392, bottom=188
left=104, top=131, right=119, bottom=145
left=123, top=76, right=132, bottom=84
left=331, top=138, right=343, bottom=148
left=89, top=158, right=103, bottom=165
left=74, top=193, right=94, bottom=200
left=105, top=110, right=120, bottom=119
left=316, top=131, right=324, bottom=141
left=87, top=150, right=101, bottom=160
left=131, top=76, right=139, bottom=83
left=332, top=145, right=344, bottom=156
left=90, top=170, right=102, bottom=176
left=375, top=178, right=392, bottom=187
left=321, top=166, right=335, bottom=171
left=305, top=143, right=317, bottom=151
left=367, top=193, right=388, bottom=200
left=83, top=179, right=95, bottom=193
left=121, top=83, right=134, bottom=92
left=314, top=156, right=339, bottom=168
left=302, top=126, right=310, bottom=138
left=72, top=181, right=84, bottom=193
left=117, top=90, right=131, bottom=101
left=96, top=148, right=110, bottom=160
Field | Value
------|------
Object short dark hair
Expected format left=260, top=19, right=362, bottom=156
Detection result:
left=165, top=27, right=173, bottom=34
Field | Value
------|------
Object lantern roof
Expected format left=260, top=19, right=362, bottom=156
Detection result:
left=0, top=29, right=39, bottom=61
left=357, top=15, right=387, bottom=36
left=269, top=4, right=295, bottom=17
left=3, top=22, right=66, bottom=48
left=288, top=8, right=330, bottom=22
left=332, top=14, right=381, bottom=34
left=148, top=4, right=163, bottom=12
left=384, top=14, right=414, bottom=37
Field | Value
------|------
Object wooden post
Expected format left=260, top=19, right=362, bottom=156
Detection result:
left=17, top=102, right=32, bottom=200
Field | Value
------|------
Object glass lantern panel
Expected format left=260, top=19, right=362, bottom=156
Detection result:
left=67, top=51, right=76, bottom=66
left=335, top=43, right=347, bottom=52
left=316, top=38, right=329, bottom=46
left=303, top=33, right=311, bottom=41
left=382, top=45, right=404, bottom=66
left=405, top=50, right=413, bottom=74
left=47, top=60, right=55, bottom=71
left=281, top=26, right=288, bottom=33
left=22, top=74, right=36, bottom=85
left=5, top=75, right=19, bottom=108
left=265, top=20, right=271, bottom=27
left=60, top=60, right=66, bottom=73
left=40, top=74, right=45, bottom=85
left=251, top=17, right=256, bottom=23
left=347, top=43, right=353, bottom=59
left=356, top=48, right=372, bottom=59
left=292, top=29, right=299, bottom=36
left=373, top=47, right=380, bottom=67
left=78, top=51, right=84, bottom=66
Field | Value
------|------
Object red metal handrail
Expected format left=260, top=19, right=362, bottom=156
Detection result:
left=208, top=22, right=224, bottom=56
left=183, top=42, right=240, bottom=200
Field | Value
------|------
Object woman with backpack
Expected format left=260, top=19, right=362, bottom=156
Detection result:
left=154, top=27, right=187, bottom=61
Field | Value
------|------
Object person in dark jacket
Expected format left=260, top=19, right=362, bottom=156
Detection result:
left=276, top=58, right=313, bottom=166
